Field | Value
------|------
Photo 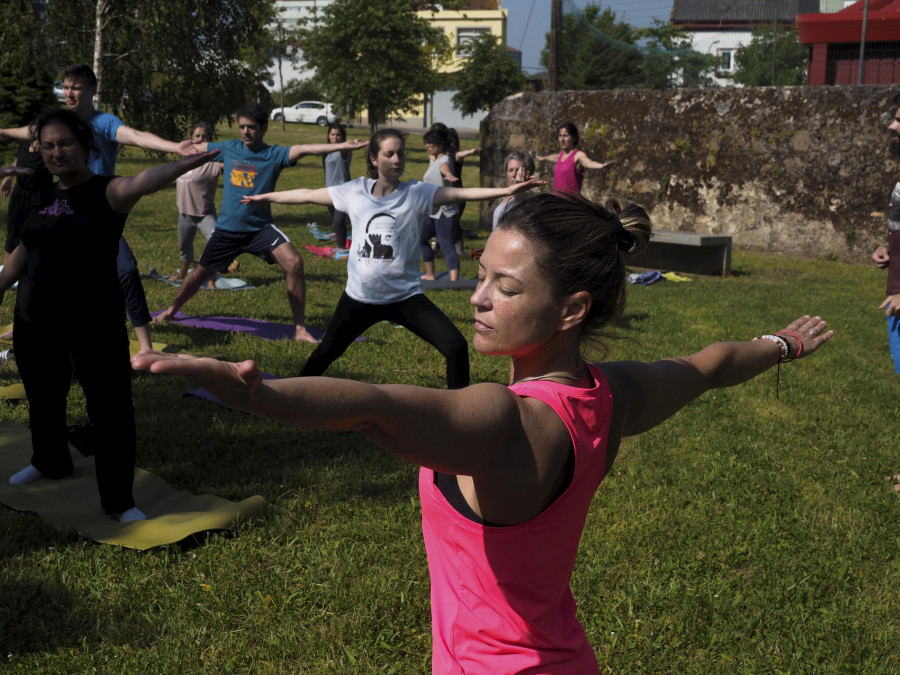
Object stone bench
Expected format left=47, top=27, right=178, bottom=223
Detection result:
left=627, top=230, right=732, bottom=278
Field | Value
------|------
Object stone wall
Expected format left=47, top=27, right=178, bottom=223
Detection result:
left=479, top=86, right=900, bottom=259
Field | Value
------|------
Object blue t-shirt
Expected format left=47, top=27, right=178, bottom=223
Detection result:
left=88, top=111, right=125, bottom=176
left=208, top=139, right=292, bottom=233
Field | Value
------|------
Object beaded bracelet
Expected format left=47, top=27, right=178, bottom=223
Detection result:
left=755, top=334, right=789, bottom=363
left=774, top=330, right=803, bottom=362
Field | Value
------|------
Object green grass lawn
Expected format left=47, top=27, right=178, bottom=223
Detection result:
left=1, top=123, right=899, bottom=673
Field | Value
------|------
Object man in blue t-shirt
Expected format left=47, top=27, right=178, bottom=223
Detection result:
left=0, top=64, right=193, bottom=351
left=153, top=102, right=365, bottom=343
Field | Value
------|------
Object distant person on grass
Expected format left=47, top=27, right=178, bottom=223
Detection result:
left=133, top=190, right=832, bottom=672
left=0, top=63, right=195, bottom=351
left=169, top=121, right=224, bottom=287
left=536, top=122, right=615, bottom=197
left=153, top=102, right=366, bottom=344
left=0, top=110, right=219, bottom=522
left=871, top=93, right=900, bottom=374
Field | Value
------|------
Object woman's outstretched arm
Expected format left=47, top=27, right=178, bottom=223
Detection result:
left=433, top=178, right=545, bottom=206
left=241, top=187, right=334, bottom=207
left=131, top=352, right=531, bottom=479
left=601, top=315, right=833, bottom=438
left=106, top=150, right=221, bottom=214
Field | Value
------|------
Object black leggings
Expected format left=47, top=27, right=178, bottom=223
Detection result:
left=300, top=291, right=469, bottom=389
left=14, top=316, right=136, bottom=514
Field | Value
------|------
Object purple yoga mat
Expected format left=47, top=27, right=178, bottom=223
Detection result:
left=150, top=311, right=363, bottom=343
left=187, top=372, right=279, bottom=408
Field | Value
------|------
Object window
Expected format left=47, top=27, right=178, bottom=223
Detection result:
left=457, top=27, right=490, bottom=51
left=718, top=49, right=736, bottom=72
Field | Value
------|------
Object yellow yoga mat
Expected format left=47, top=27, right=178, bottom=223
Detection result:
left=0, top=421, right=266, bottom=549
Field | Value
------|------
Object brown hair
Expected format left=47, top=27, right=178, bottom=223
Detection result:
left=366, top=128, right=406, bottom=179
left=496, top=191, right=651, bottom=355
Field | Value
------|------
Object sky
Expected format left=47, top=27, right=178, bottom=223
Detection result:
left=504, top=0, right=674, bottom=73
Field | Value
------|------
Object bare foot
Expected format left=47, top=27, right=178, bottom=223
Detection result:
left=420, top=274, right=436, bottom=281
left=294, top=326, right=320, bottom=344
left=154, top=307, right=176, bottom=324
left=0, top=327, right=12, bottom=341
left=207, top=280, right=216, bottom=290
left=166, top=273, right=185, bottom=282
left=227, top=259, right=240, bottom=274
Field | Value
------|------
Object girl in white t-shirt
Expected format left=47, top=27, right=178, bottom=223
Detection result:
left=241, top=128, right=541, bottom=388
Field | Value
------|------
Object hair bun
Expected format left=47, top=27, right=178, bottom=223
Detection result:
left=610, top=212, right=634, bottom=252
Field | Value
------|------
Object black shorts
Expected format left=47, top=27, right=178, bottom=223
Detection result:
left=198, top=224, right=291, bottom=273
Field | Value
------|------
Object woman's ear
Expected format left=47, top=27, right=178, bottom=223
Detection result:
left=558, top=291, right=591, bottom=333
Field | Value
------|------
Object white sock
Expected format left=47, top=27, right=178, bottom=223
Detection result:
left=9, top=465, right=43, bottom=485
left=116, top=507, right=147, bottom=522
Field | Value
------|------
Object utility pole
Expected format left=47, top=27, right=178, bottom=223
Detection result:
left=858, top=0, right=870, bottom=84
left=549, top=0, right=560, bottom=91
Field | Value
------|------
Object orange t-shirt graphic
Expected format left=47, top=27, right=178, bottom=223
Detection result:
left=230, top=162, right=257, bottom=188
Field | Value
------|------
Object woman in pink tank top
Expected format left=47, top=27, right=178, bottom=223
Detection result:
left=133, top=192, right=833, bottom=673
left=537, top=122, right=616, bottom=196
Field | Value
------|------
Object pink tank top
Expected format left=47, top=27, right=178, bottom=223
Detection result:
left=419, top=364, right=612, bottom=674
left=553, top=150, right=583, bottom=195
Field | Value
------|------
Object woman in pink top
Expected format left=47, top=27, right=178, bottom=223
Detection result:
left=132, top=192, right=832, bottom=673
left=537, top=122, right=615, bottom=195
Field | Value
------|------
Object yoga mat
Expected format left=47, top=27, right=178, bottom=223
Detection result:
left=0, top=383, right=26, bottom=400
left=187, top=372, right=279, bottom=409
left=304, top=244, right=348, bottom=260
left=421, top=271, right=477, bottom=291
left=0, top=421, right=266, bottom=549
left=148, top=267, right=255, bottom=291
left=150, top=312, right=363, bottom=343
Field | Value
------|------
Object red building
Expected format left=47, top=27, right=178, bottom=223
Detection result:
left=797, top=0, right=900, bottom=85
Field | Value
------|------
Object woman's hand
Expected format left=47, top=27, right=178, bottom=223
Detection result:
left=507, top=178, right=546, bottom=196
left=241, top=194, right=271, bottom=206
left=131, top=350, right=264, bottom=408
left=775, top=315, right=834, bottom=359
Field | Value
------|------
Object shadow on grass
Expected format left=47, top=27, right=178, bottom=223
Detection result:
left=1, top=579, right=105, bottom=654
left=131, top=375, right=418, bottom=508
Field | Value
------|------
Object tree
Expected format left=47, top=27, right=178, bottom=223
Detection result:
left=637, top=21, right=719, bottom=89
left=540, top=4, right=643, bottom=90
left=298, top=0, right=452, bottom=131
left=733, top=25, right=807, bottom=87
left=0, top=0, right=56, bottom=137
left=451, top=33, right=526, bottom=116
left=280, top=78, right=324, bottom=106
left=42, top=0, right=278, bottom=140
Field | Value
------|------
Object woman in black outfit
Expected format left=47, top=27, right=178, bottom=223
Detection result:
left=0, top=109, right=218, bottom=521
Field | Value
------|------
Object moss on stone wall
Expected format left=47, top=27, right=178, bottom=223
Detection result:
left=481, top=86, right=899, bottom=260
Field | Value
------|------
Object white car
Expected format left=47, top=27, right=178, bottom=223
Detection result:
left=270, top=101, right=340, bottom=126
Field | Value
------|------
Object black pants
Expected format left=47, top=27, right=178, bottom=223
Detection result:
left=117, top=236, right=151, bottom=327
left=14, top=317, right=136, bottom=514
left=300, top=292, right=469, bottom=389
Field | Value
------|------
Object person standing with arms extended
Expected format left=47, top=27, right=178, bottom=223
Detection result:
left=322, top=123, right=364, bottom=252
left=0, top=110, right=219, bottom=521
left=168, top=121, right=224, bottom=284
left=536, top=122, right=615, bottom=196
left=153, top=102, right=367, bottom=344
left=241, top=128, right=543, bottom=388
left=133, top=189, right=832, bottom=672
